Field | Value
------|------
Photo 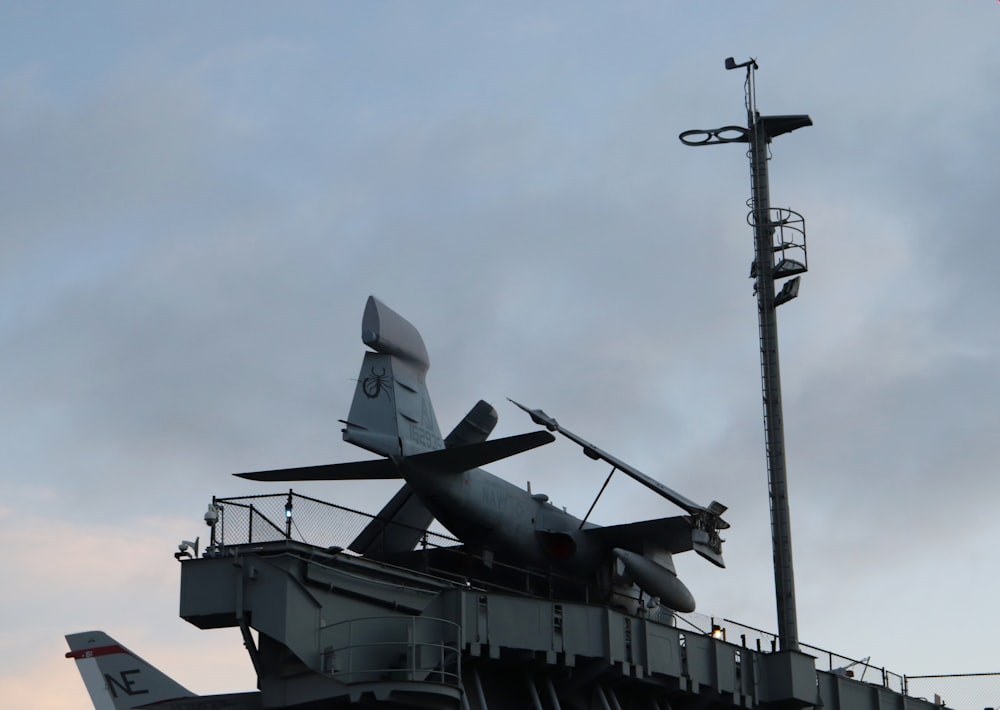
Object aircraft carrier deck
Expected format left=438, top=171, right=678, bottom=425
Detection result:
left=177, top=490, right=943, bottom=710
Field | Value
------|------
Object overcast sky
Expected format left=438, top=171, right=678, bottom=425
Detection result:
left=2, top=3, right=998, bottom=708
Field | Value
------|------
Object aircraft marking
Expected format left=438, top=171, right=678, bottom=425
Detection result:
left=104, top=669, right=149, bottom=698
left=362, top=367, right=392, bottom=399
left=66, top=644, right=128, bottom=659
left=406, top=397, right=440, bottom=451
left=480, top=482, right=524, bottom=520
left=407, top=421, right=440, bottom=451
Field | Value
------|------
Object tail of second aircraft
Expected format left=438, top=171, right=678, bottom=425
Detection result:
left=65, top=631, right=193, bottom=710
left=343, top=296, right=445, bottom=457
left=65, top=631, right=261, bottom=709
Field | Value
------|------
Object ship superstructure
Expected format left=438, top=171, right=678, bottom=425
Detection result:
left=172, top=492, right=940, bottom=710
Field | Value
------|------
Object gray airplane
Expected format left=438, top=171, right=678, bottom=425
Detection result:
left=237, top=296, right=728, bottom=613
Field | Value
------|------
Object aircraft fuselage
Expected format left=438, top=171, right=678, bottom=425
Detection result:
left=403, top=463, right=605, bottom=572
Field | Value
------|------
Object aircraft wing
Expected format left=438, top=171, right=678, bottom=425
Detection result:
left=582, top=515, right=725, bottom=568
left=509, top=399, right=728, bottom=568
left=508, top=399, right=724, bottom=521
left=581, top=516, right=695, bottom=555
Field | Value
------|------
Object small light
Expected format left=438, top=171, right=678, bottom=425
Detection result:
left=711, top=625, right=726, bottom=641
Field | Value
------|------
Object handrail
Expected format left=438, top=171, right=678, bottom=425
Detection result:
left=320, top=615, right=461, bottom=687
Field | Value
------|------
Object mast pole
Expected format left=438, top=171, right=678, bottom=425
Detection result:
left=680, top=58, right=812, bottom=652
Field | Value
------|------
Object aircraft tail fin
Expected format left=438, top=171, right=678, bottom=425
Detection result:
left=65, top=631, right=193, bottom=710
left=343, top=296, right=444, bottom=457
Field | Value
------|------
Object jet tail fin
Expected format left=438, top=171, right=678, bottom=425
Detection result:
left=343, top=296, right=444, bottom=457
left=65, top=632, right=261, bottom=709
left=65, top=631, right=193, bottom=710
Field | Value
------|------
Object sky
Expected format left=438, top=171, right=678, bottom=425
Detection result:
left=1, top=2, right=998, bottom=708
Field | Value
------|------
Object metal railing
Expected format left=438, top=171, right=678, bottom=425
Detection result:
left=202, top=490, right=603, bottom=602
left=320, top=615, right=461, bottom=687
left=904, top=672, right=1000, bottom=710
left=205, top=490, right=459, bottom=553
left=676, top=613, right=907, bottom=694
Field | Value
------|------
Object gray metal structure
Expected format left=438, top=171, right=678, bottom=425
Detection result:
left=176, top=538, right=882, bottom=710
left=175, top=534, right=939, bottom=710
left=680, top=57, right=811, bottom=653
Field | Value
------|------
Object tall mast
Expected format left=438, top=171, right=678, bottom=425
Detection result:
left=680, top=58, right=811, bottom=652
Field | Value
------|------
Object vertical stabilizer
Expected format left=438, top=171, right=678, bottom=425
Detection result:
left=343, top=297, right=444, bottom=457
left=65, top=631, right=193, bottom=710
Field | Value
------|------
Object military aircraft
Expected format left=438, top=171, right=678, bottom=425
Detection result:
left=237, top=296, right=728, bottom=613
left=65, top=630, right=260, bottom=709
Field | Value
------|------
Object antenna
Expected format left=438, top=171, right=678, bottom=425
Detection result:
left=679, top=58, right=811, bottom=653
